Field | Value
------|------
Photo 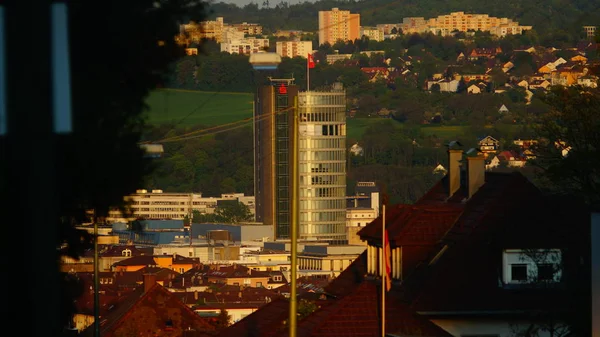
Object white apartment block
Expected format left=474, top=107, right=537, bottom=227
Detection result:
left=181, top=17, right=224, bottom=43
left=584, top=26, right=598, bottom=39
left=107, top=190, right=255, bottom=222
left=346, top=208, right=377, bottom=246
left=221, top=38, right=269, bottom=55
left=222, top=27, right=245, bottom=43
left=360, top=26, right=385, bottom=42
left=400, top=12, right=531, bottom=37
left=179, top=17, right=263, bottom=44
left=326, top=53, right=352, bottom=64
left=275, top=40, right=313, bottom=58
left=298, top=245, right=366, bottom=278
left=376, top=23, right=403, bottom=35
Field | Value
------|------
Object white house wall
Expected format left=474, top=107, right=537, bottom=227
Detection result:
left=430, top=318, right=562, bottom=337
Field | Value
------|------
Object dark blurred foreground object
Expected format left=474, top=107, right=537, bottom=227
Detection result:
left=0, top=1, right=207, bottom=336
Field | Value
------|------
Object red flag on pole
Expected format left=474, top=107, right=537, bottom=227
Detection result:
left=384, top=229, right=391, bottom=291
left=307, top=54, right=315, bottom=69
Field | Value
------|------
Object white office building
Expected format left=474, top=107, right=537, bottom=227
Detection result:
left=297, top=83, right=347, bottom=241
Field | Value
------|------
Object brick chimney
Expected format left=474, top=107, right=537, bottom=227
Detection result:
left=144, top=273, right=157, bottom=293
left=448, top=148, right=463, bottom=197
left=466, top=149, right=486, bottom=198
left=194, top=290, right=199, bottom=301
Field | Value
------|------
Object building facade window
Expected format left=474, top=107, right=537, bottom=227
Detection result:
left=502, top=249, right=562, bottom=285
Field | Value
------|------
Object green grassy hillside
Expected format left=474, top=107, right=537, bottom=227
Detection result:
left=144, top=89, right=253, bottom=126
left=145, top=89, right=468, bottom=140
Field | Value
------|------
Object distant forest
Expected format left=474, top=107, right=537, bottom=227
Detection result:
left=206, top=0, right=600, bottom=45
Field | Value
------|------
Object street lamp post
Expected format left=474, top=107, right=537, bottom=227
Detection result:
left=249, top=53, right=299, bottom=337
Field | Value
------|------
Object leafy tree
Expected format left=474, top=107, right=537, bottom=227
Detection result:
left=297, top=299, right=319, bottom=320
left=215, top=201, right=253, bottom=223
left=192, top=201, right=253, bottom=223
left=529, top=86, right=600, bottom=210
left=212, top=308, right=231, bottom=330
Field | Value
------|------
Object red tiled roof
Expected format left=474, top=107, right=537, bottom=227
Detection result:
left=357, top=204, right=463, bottom=246
left=80, top=283, right=216, bottom=337
left=112, top=255, right=158, bottom=267
left=216, top=298, right=291, bottom=337
left=173, top=254, right=201, bottom=265
left=218, top=171, right=588, bottom=336
left=286, top=282, right=452, bottom=337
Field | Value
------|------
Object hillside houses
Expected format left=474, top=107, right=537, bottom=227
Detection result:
left=420, top=42, right=599, bottom=94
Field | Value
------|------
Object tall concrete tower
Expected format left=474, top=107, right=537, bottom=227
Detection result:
left=254, top=78, right=299, bottom=240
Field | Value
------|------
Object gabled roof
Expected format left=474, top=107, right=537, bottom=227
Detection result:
left=204, top=265, right=272, bottom=279
left=285, top=282, right=452, bottom=337
left=357, top=204, right=463, bottom=246
left=216, top=298, right=291, bottom=337
left=112, top=255, right=159, bottom=267
left=80, top=283, right=215, bottom=337
left=479, top=135, right=499, bottom=143
left=408, top=185, right=575, bottom=314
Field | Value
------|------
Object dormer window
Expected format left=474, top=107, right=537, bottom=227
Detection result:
left=502, top=249, right=562, bottom=286
left=122, top=249, right=132, bottom=257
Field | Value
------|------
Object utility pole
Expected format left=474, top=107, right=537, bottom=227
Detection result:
left=94, top=220, right=100, bottom=337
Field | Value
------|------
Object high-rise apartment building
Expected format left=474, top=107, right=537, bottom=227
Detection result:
left=276, top=40, right=314, bottom=59
left=318, top=8, right=360, bottom=46
left=254, top=81, right=347, bottom=241
left=297, top=84, right=347, bottom=241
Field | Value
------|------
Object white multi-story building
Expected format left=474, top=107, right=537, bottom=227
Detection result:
left=297, top=83, right=347, bottom=241
left=583, top=25, right=598, bottom=39
left=220, top=38, right=269, bottom=55
left=179, top=17, right=264, bottom=45
left=106, top=190, right=255, bottom=222
left=221, top=27, right=245, bottom=43
left=275, top=40, right=313, bottom=59
left=360, top=26, right=385, bottom=42
left=346, top=181, right=380, bottom=245
left=399, top=12, right=531, bottom=37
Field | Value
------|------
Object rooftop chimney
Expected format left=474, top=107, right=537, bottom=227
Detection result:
left=144, top=273, right=157, bottom=293
left=466, top=149, right=486, bottom=198
left=447, top=145, right=463, bottom=198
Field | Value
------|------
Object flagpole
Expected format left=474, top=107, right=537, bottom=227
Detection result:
left=381, top=203, right=386, bottom=337
left=307, top=56, right=310, bottom=92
